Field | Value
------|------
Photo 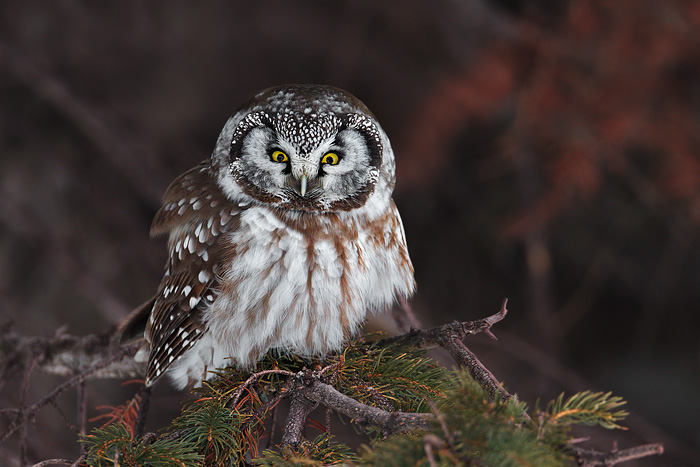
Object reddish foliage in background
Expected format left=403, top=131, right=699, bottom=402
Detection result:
left=398, top=44, right=518, bottom=187
left=401, top=0, right=700, bottom=236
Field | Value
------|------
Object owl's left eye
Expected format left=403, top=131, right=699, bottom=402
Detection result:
left=271, top=150, right=289, bottom=163
left=321, top=152, right=340, bottom=165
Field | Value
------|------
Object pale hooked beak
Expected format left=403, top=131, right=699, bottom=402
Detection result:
left=300, top=174, right=308, bottom=197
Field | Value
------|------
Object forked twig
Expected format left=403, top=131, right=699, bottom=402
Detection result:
left=230, top=369, right=296, bottom=407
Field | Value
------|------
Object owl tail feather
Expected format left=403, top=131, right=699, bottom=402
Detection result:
left=113, top=295, right=156, bottom=346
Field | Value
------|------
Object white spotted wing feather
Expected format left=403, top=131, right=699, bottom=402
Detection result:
left=145, top=162, right=238, bottom=385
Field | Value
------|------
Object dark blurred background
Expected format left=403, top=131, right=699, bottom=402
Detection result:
left=1, top=0, right=699, bottom=465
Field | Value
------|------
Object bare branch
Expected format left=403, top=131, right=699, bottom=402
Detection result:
left=30, top=459, right=75, bottom=467
left=133, top=385, right=152, bottom=440
left=300, top=379, right=432, bottom=435
left=76, top=381, right=88, bottom=444
left=0, top=342, right=140, bottom=442
left=280, top=388, right=318, bottom=446
left=29, top=453, right=86, bottom=467
left=423, top=434, right=445, bottom=467
left=379, top=299, right=512, bottom=404
left=268, top=404, right=280, bottom=449
left=20, top=354, right=41, bottom=466
left=70, top=454, right=87, bottom=467
left=390, top=297, right=423, bottom=333
left=441, top=336, right=512, bottom=402
left=0, top=330, right=145, bottom=381
left=378, top=299, right=508, bottom=349
left=571, top=443, right=664, bottom=466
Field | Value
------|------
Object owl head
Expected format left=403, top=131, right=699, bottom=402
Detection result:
left=212, top=85, right=396, bottom=215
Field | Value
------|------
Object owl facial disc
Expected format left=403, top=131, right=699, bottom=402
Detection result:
left=224, top=95, right=384, bottom=212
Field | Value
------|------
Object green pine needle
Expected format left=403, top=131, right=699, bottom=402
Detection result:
left=332, top=338, right=452, bottom=413
left=80, top=423, right=202, bottom=467
left=256, top=434, right=357, bottom=466
left=209, top=334, right=452, bottom=415
left=174, top=403, right=239, bottom=461
left=543, top=390, right=628, bottom=430
left=361, top=371, right=569, bottom=467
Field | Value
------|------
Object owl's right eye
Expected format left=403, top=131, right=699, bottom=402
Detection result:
left=271, top=150, right=289, bottom=163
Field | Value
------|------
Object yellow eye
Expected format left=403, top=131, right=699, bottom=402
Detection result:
left=271, top=150, right=289, bottom=163
left=321, top=152, right=340, bottom=165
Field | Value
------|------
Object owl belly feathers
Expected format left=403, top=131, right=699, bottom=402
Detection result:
left=145, top=84, right=415, bottom=389
left=167, top=205, right=413, bottom=388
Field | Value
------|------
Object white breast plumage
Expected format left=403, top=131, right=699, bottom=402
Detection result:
left=165, top=204, right=413, bottom=388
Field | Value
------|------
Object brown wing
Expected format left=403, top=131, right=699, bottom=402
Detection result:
left=145, top=161, right=240, bottom=385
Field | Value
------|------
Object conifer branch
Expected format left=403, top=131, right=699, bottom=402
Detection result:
left=4, top=301, right=666, bottom=466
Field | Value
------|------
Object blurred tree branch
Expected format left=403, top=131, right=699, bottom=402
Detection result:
left=0, top=39, right=167, bottom=205
left=0, top=340, right=140, bottom=444
left=0, top=328, right=144, bottom=383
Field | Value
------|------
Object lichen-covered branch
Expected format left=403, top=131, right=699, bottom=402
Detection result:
left=280, top=387, right=318, bottom=446
left=0, top=329, right=145, bottom=381
left=571, top=443, right=665, bottom=466
left=300, top=379, right=433, bottom=435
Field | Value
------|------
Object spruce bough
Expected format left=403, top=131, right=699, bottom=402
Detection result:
left=80, top=305, right=658, bottom=466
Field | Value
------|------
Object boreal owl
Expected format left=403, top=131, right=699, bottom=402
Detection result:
left=142, top=84, right=415, bottom=388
